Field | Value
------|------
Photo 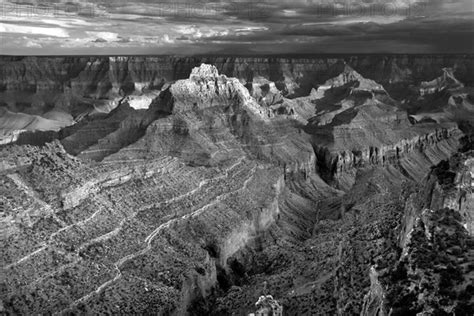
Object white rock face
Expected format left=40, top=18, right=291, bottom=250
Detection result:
left=123, top=92, right=160, bottom=110
left=170, top=64, right=269, bottom=119
left=189, top=64, right=220, bottom=81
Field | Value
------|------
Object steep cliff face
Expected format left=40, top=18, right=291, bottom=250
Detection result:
left=170, top=64, right=268, bottom=119
left=421, top=153, right=474, bottom=235
left=345, top=55, right=474, bottom=87
left=361, top=151, right=474, bottom=316
left=206, top=149, right=472, bottom=316
left=101, top=64, right=315, bottom=179
left=1, top=55, right=472, bottom=97
left=314, top=126, right=462, bottom=187
left=305, top=66, right=465, bottom=190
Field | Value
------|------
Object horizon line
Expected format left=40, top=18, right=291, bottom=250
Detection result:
left=2, top=53, right=474, bottom=58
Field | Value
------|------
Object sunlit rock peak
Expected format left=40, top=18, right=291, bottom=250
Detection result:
left=420, top=67, right=464, bottom=96
left=170, top=64, right=269, bottom=119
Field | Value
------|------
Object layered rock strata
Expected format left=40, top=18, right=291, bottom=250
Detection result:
left=0, top=64, right=321, bottom=314
left=362, top=151, right=474, bottom=316
left=1, top=61, right=472, bottom=315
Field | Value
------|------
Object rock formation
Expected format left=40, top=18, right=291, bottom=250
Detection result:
left=305, top=67, right=464, bottom=189
left=0, top=64, right=321, bottom=314
left=405, top=68, right=474, bottom=135
left=420, top=68, right=464, bottom=96
left=362, top=152, right=474, bottom=315
left=1, top=57, right=473, bottom=315
left=313, top=64, right=387, bottom=98
left=252, top=295, right=283, bottom=316
left=0, top=108, right=74, bottom=145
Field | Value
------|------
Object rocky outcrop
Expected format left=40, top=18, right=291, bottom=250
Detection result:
left=0, top=64, right=321, bottom=315
left=0, top=108, right=74, bottom=145
left=0, top=134, right=288, bottom=315
left=314, top=64, right=387, bottom=98
left=246, top=77, right=284, bottom=107
left=103, top=64, right=316, bottom=180
left=421, top=153, right=474, bottom=235
left=360, top=266, right=388, bottom=316
left=307, top=65, right=465, bottom=189
left=363, top=208, right=473, bottom=316
left=314, top=127, right=461, bottom=180
left=170, top=64, right=269, bottom=119
left=420, top=67, right=464, bottom=96
left=361, top=151, right=474, bottom=316
left=404, top=67, right=474, bottom=129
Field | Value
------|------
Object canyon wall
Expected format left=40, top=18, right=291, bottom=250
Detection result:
left=362, top=151, right=473, bottom=316
left=1, top=59, right=472, bottom=315
left=2, top=55, right=473, bottom=99
left=313, top=126, right=463, bottom=188
left=0, top=64, right=320, bottom=315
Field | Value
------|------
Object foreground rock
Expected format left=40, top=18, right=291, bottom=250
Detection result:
left=362, top=152, right=474, bottom=316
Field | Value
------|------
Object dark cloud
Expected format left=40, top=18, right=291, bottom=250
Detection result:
left=193, top=12, right=474, bottom=53
left=116, top=37, right=131, bottom=43
left=0, top=0, right=473, bottom=54
left=92, top=38, right=107, bottom=43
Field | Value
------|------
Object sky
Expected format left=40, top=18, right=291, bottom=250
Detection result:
left=0, top=0, right=473, bottom=55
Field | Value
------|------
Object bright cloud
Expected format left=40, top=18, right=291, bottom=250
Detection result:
left=86, top=31, right=119, bottom=41
left=0, top=0, right=472, bottom=54
left=0, top=23, right=69, bottom=37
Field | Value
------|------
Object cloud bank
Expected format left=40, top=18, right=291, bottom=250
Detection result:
left=0, top=0, right=472, bottom=54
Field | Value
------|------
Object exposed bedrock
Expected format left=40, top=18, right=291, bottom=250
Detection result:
left=170, top=64, right=268, bottom=119
left=107, top=64, right=316, bottom=179
left=0, top=64, right=323, bottom=315
left=419, top=67, right=464, bottom=96
left=2, top=60, right=473, bottom=315
left=361, top=151, right=474, bottom=316
left=2, top=55, right=473, bottom=147
left=245, top=77, right=285, bottom=107
left=313, top=127, right=463, bottom=188
left=8, top=89, right=172, bottom=161
left=303, top=65, right=469, bottom=190
left=207, top=149, right=473, bottom=315
left=1, top=138, right=292, bottom=315
left=419, top=154, right=474, bottom=235
left=2, top=55, right=473, bottom=99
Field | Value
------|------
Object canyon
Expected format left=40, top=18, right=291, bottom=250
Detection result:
left=1, top=55, right=473, bottom=315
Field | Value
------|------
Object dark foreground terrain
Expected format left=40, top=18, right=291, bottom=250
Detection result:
left=1, top=55, right=473, bottom=315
